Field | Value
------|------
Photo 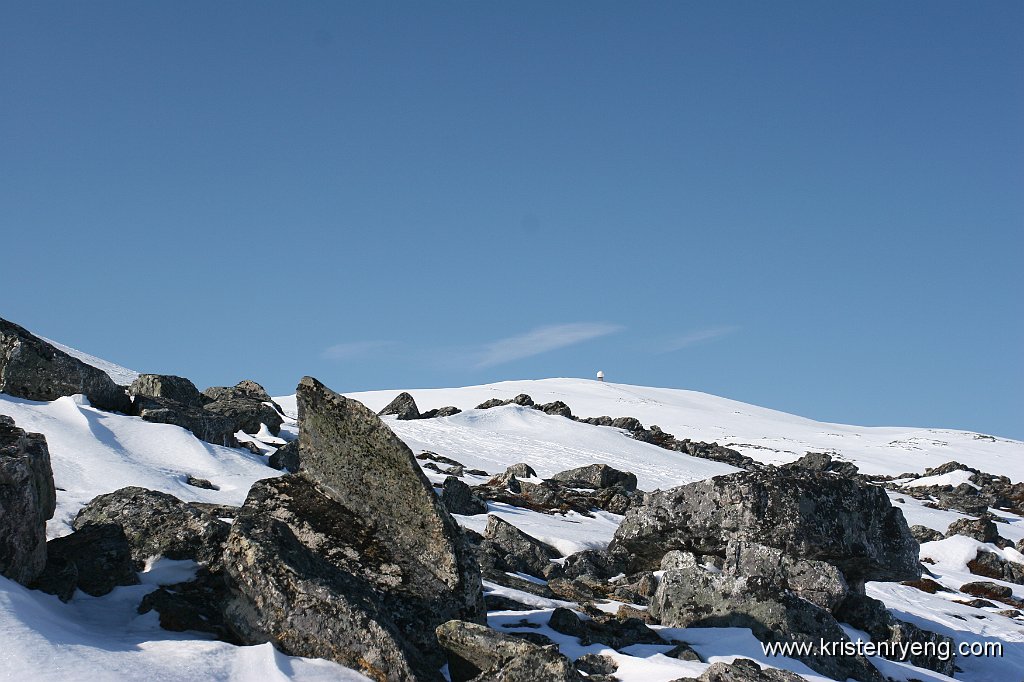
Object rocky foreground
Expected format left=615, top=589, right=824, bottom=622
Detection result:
left=3, top=316, right=1024, bottom=681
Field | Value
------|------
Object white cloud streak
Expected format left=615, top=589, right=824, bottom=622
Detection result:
left=663, top=326, right=739, bottom=352
left=474, top=323, right=622, bottom=369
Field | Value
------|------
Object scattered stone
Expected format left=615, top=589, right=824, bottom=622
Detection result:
left=203, top=397, right=283, bottom=436
left=901, top=577, right=949, bottom=594
left=0, top=415, right=56, bottom=585
left=947, top=516, right=1004, bottom=546
left=421, top=406, right=462, bottom=419
left=783, top=451, right=860, bottom=478
left=910, top=525, right=945, bottom=544
left=960, top=581, right=1013, bottom=601
left=537, top=401, right=574, bottom=418
left=268, top=439, right=300, bottom=471
left=131, top=396, right=238, bottom=447
left=664, top=641, right=702, bottom=661
left=378, top=392, right=421, bottom=420
left=73, top=486, right=230, bottom=566
left=202, top=380, right=273, bottom=404
left=185, top=475, right=218, bottom=490
left=436, top=619, right=582, bottom=682
left=967, top=550, right=1024, bottom=584
left=441, top=476, right=488, bottom=516
left=574, top=653, right=618, bottom=675
left=484, top=594, right=537, bottom=611
left=834, top=592, right=957, bottom=676
left=35, top=523, right=138, bottom=599
left=550, top=464, right=637, bottom=492
left=130, top=374, right=205, bottom=407
left=239, top=440, right=262, bottom=455
left=0, top=318, right=132, bottom=413
left=673, top=658, right=806, bottom=682
left=479, top=515, right=561, bottom=579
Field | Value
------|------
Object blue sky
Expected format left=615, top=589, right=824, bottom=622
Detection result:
left=2, top=2, right=1021, bottom=438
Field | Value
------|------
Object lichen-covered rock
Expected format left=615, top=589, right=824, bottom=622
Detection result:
left=441, top=476, right=487, bottom=516
left=550, top=464, right=637, bottom=492
left=652, top=562, right=882, bottom=682
left=947, top=516, right=1003, bottom=545
left=0, top=318, right=131, bottom=413
left=612, top=468, right=919, bottom=585
left=674, top=658, right=806, bottom=682
left=131, top=395, right=238, bottom=447
left=723, top=540, right=848, bottom=611
left=378, top=392, right=421, bottom=420
left=479, top=515, right=561, bottom=579
left=202, top=379, right=273, bottom=404
left=420, top=406, right=462, bottom=419
left=129, top=374, right=205, bottom=407
left=268, top=439, right=299, bottom=471
left=834, top=592, right=957, bottom=676
left=37, top=523, right=138, bottom=598
left=783, top=451, right=860, bottom=478
left=435, top=620, right=582, bottom=682
left=967, top=549, right=1024, bottom=584
left=0, top=415, right=56, bottom=585
left=73, top=486, right=229, bottom=566
left=202, top=396, right=283, bottom=435
left=910, top=525, right=945, bottom=544
left=217, top=376, right=485, bottom=680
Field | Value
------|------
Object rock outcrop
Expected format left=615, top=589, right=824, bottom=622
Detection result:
left=0, top=318, right=131, bottom=412
left=477, top=514, right=561, bottom=579
left=0, top=415, right=56, bottom=585
left=268, top=439, right=299, bottom=471
left=129, top=374, right=205, bottom=407
left=378, top=392, right=421, bottom=420
left=611, top=468, right=920, bottom=585
left=73, top=486, right=230, bottom=566
left=549, top=464, right=637, bottom=492
left=131, top=395, right=238, bottom=447
left=435, top=620, right=582, bottom=682
left=34, top=523, right=138, bottom=600
left=217, top=376, right=485, bottom=681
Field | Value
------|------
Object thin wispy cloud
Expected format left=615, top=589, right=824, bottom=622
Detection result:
left=474, top=323, right=623, bottom=369
left=321, top=340, right=394, bottom=361
left=662, top=326, right=739, bottom=352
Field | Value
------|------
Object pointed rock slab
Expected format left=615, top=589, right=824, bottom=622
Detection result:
left=219, top=376, right=485, bottom=680
left=378, top=391, right=420, bottom=420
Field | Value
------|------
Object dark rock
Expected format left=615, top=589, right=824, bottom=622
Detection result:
left=38, top=523, right=138, bottom=598
left=550, top=464, right=637, bottom=492
left=480, top=515, right=560, bottom=578
left=0, top=318, right=132, bottom=413
left=202, top=380, right=272, bottom=404
left=484, top=594, right=537, bottom=612
left=834, top=592, right=957, bottom=676
left=723, top=540, right=848, bottom=611
left=554, top=549, right=620, bottom=581
left=441, top=476, right=488, bottom=516
left=968, top=549, right=1024, bottom=584
left=268, top=439, right=300, bottom=471
left=190, top=502, right=239, bottom=519
left=185, top=475, right=218, bottom=490
left=536, top=401, right=573, bottom=418
left=947, top=516, right=1003, bottom=545
left=675, top=658, right=806, bottom=682
left=217, top=376, right=485, bottom=680
left=0, top=416, right=56, bottom=584
left=416, top=452, right=465, bottom=467
left=130, top=374, right=205, bottom=407
left=910, top=525, right=945, bottom=544
left=960, top=581, right=1013, bottom=600
left=378, top=392, right=421, bottom=420
left=611, top=468, right=920, bottom=585
left=783, top=452, right=860, bottom=477
left=610, top=416, right=643, bottom=432
left=549, top=607, right=665, bottom=650
left=30, top=556, right=77, bottom=602
left=203, top=396, right=283, bottom=436
left=239, top=440, right=262, bottom=455
left=421, top=406, right=462, bottom=419
left=475, top=398, right=507, bottom=410
left=131, top=395, right=238, bottom=447
left=901, top=577, right=949, bottom=594
left=73, top=486, right=230, bottom=566
left=664, top=641, right=702, bottom=661
left=574, top=653, right=617, bottom=675
left=505, top=463, right=537, bottom=479
left=435, top=619, right=582, bottom=682
left=511, top=394, right=534, bottom=406
left=138, top=568, right=237, bottom=642
left=653, top=562, right=882, bottom=682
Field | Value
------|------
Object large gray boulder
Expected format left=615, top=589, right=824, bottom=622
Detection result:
left=202, top=379, right=273, bottom=404
left=435, top=620, right=582, bottom=682
left=0, top=318, right=131, bottom=413
left=723, top=540, right=849, bottom=612
left=378, top=392, right=421, bottom=420
left=0, top=415, right=56, bottom=584
left=34, top=523, right=138, bottom=599
left=611, top=468, right=920, bottom=585
left=129, top=374, right=205, bottom=407
left=73, top=486, right=230, bottom=566
left=131, top=396, right=238, bottom=447
left=651, top=561, right=882, bottom=682
left=478, top=515, right=561, bottom=579
left=202, top=397, right=283, bottom=436
left=549, top=463, right=637, bottom=492
left=674, top=658, right=805, bottom=682
left=219, top=376, right=485, bottom=681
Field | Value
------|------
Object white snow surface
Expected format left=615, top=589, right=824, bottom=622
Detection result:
left=40, top=337, right=141, bottom=386
left=3, top=365, right=1024, bottom=681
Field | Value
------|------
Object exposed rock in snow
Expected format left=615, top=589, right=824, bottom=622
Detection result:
left=377, top=391, right=421, bottom=420
left=0, top=415, right=55, bottom=585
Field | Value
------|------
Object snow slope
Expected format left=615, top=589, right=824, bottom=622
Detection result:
left=3, top=352, right=1024, bottom=681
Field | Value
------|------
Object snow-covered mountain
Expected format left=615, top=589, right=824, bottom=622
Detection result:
left=2, top=335, right=1023, bottom=682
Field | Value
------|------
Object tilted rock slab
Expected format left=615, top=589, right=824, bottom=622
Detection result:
left=220, top=376, right=484, bottom=681
left=0, top=317, right=131, bottom=413
left=0, top=415, right=56, bottom=584
left=612, top=467, right=920, bottom=585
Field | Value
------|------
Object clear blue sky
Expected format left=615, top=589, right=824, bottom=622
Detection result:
left=2, top=2, right=1021, bottom=438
